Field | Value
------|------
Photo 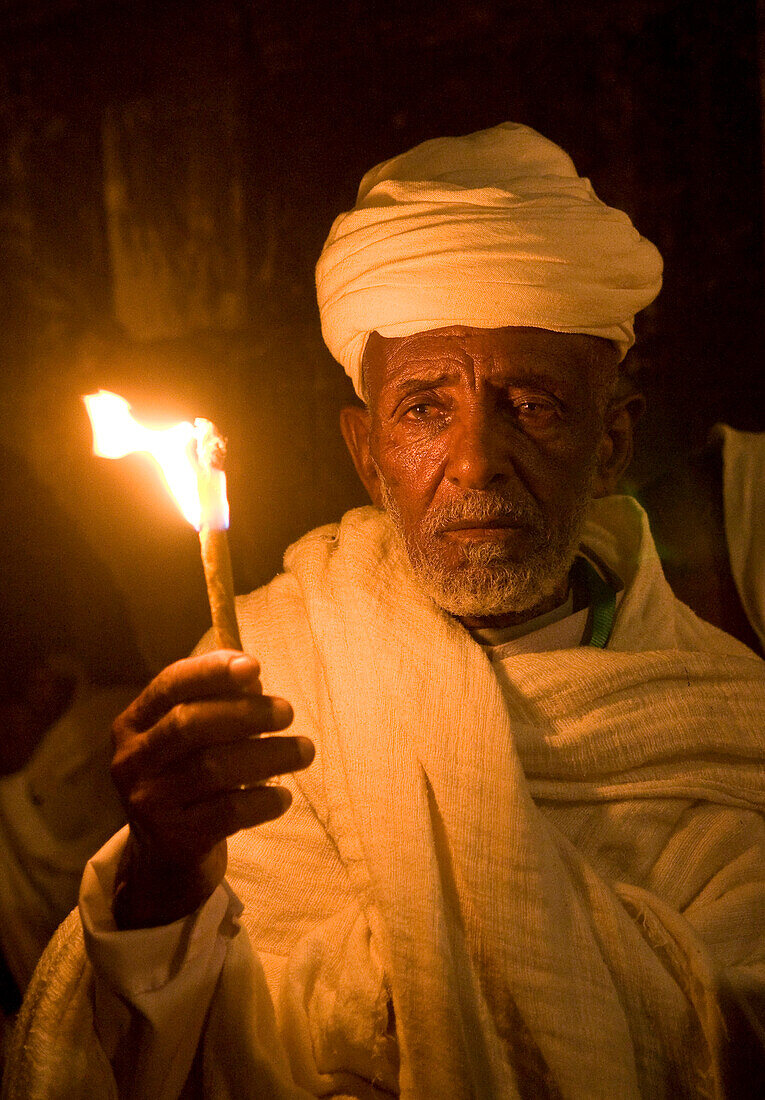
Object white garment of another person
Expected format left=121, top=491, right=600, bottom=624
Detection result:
left=0, top=679, right=129, bottom=992
left=713, top=424, right=765, bottom=650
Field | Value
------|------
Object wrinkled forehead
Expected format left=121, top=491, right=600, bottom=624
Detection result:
left=362, top=325, right=617, bottom=401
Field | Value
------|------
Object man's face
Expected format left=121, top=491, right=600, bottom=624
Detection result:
left=359, top=325, right=617, bottom=625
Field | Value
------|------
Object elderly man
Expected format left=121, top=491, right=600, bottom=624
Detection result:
left=6, top=123, right=765, bottom=1099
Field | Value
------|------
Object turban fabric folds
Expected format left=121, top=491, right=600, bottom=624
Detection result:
left=316, top=122, right=663, bottom=397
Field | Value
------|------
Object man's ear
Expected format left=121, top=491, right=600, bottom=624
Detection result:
left=339, top=405, right=383, bottom=506
left=592, top=393, right=644, bottom=496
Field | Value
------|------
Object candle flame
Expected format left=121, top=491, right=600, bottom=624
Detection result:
left=83, top=390, right=229, bottom=531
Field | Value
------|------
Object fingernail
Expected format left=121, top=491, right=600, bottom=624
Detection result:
left=274, top=698, right=293, bottom=723
left=229, top=655, right=255, bottom=682
left=298, top=737, right=315, bottom=766
left=276, top=787, right=292, bottom=811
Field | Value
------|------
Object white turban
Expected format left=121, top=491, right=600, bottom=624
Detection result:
left=315, top=122, right=663, bottom=397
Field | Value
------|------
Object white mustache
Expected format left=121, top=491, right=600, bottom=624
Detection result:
left=426, top=492, right=542, bottom=535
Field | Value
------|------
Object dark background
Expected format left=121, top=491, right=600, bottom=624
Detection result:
left=2, top=0, right=763, bottom=678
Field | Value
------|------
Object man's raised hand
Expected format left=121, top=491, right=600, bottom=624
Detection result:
left=108, top=651, right=313, bottom=929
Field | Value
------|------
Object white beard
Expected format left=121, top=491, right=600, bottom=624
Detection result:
left=377, top=475, right=592, bottom=619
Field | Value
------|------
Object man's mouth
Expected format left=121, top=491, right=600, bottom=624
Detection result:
left=441, top=518, right=523, bottom=541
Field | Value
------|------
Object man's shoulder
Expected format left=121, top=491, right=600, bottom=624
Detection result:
left=586, top=495, right=762, bottom=660
left=281, top=505, right=392, bottom=572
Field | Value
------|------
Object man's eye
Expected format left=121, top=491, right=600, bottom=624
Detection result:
left=513, top=397, right=558, bottom=417
left=510, top=396, right=561, bottom=430
left=403, top=402, right=438, bottom=420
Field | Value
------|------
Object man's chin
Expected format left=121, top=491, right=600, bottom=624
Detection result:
left=406, top=555, right=573, bottom=620
left=376, top=493, right=585, bottom=620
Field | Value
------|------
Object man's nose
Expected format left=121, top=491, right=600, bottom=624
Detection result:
left=444, top=406, right=509, bottom=490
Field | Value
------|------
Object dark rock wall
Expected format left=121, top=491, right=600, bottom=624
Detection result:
left=1, top=0, right=762, bottom=674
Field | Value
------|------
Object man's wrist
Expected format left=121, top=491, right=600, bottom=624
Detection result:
left=112, top=834, right=227, bottom=930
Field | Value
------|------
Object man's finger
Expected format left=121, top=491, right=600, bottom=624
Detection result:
left=112, top=694, right=295, bottom=782
left=122, top=735, right=314, bottom=809
left=176, top=785, right=293, bottom=853
left=170, top=735, right=315, bottom=805
left=118, top=651, right=263, bottom=733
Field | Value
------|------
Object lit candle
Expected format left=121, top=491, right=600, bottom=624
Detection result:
left=83, top=389, right=242, bottom=650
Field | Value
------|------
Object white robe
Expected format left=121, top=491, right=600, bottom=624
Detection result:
left=0, top=681, right=129, bottom=991
left=5, top=497, right=765, bottom=1099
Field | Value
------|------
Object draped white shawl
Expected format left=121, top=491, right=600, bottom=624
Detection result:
left=5, top=497, right=765, bottom=1099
